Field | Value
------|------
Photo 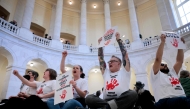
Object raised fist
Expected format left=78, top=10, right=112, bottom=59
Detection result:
left=13, top=70, right=19, bottom=76
left=115, top=32, right=120, bottom=40
left=62, top=51, right=67, bottom=58
left=160, top=34, right=166, bottom=43
left=98, top=37, right=102, bottom=44
left=70, top=80, right=77, bottom=88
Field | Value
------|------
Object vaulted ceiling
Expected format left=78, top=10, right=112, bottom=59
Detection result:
left=44, top=0, right=149, bottom=13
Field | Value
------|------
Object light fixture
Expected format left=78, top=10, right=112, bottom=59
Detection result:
left=30, top=63, right=33, bottom=67
left=65, top=67, right=68, bottom=71
left=93, top=5, right=97, bottom=8
left=69, top=1, right=72, bottom=5
left=60, top=39, right=63, bottom=42
left=123, top=35, right=125, bottom=37
left=94, top=69, right=97, bottom=73
left=118, top=2, right=121, bottom=6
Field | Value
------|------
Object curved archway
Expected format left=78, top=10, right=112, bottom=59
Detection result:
left=26, top=59, right=48, bottom=81
left=0, top=47, right=14, bottom=100
left=184, top=50, right=190, bottom=71
left=30, top=22, right=46, bottom=37
left=60, top=33, right=76, bottom=45
left=88, top=66, right=104, bottom=94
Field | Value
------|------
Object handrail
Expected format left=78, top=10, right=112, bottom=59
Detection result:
left=33, top=35, right=51, bottom=46
left=0, top=18, right=19, bottom=34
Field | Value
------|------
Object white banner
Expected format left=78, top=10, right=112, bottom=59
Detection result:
left=54, top=71, right=73, bottom=105
left=161, top=31, right=186, bottom=49
left=98, top=26, right=118, bottom=47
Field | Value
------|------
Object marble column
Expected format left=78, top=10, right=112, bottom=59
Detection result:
left=53, top=0, right=63, bottom=40
left=1, top=66, right=25, bottom=99
left=156, top=0, right=179, bottom=31
left=103, top=0, right=111, bottom=31
left=49, top=5, right=56, bottom=37
left=21, top=0, right=35, bottom=29
left=128, top=0, right=141, bottom=42
left=80, top=0, right=87, bottom=45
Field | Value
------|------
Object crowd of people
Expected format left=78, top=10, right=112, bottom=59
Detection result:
left=0, top=33, right=190, bottom=109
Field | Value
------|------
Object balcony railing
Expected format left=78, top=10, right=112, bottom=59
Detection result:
left=143, top=36, right=160, bottom=47
left=0, top=18, right=19, bottom=34
left=174, top=22, right=190, bottom=36
left=63, top=44, right=78, bottom=51
left=33, top=35, right=51, bottom=46
left=116, top=44, right=131, bottom=52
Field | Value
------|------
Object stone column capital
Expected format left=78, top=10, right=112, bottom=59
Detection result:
left=103, top=0, right=109, bottom=4
left=81, top=0, right=87, bottom=3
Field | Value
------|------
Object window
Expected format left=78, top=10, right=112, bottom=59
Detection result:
left=176, top=0, right=190, bottom=25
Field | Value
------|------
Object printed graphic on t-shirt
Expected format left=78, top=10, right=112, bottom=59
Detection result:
left=37, top=84, right=46, bottom=94
left=60, top=90, right=67, bottom=99
left=106, top=78, right=119, bottom=90
left=169, top=76, right=182, bottom=90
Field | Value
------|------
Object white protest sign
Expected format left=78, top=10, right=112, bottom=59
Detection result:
left=54, top=71, right=73, bottom=105
left=98, top=26, right=118, bottom=47
left=161, top=31, right=186, bottom=49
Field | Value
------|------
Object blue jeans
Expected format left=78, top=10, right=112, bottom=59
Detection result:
left=46, top=98, right=83, bottom=109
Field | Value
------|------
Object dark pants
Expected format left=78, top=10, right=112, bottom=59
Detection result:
left=155, top=97, right=190, bottom=109
left=86, top=90, right=138, bottom=109
left=0, top=95, right=48, bottom=109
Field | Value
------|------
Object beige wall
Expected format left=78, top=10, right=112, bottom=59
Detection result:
left=0, top=0, right=18, bottom=21
left=61, top=9, right=80, bottom=45
left=136, top=0, right=162, bottom=39
left=0, top=55, right=8, bottom=100
left=111, top=10, right=133, bottom=44
left=87, top=14, right=105, bottom=46
left=32, top=0, right=52, bottom=35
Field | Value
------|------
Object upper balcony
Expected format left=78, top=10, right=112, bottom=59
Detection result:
left=0, top=17, right=190, bottom=54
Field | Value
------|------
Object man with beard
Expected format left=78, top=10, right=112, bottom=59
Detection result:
left=151, top=34, right=190, bottom=109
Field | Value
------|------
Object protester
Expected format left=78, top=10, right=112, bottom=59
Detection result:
left=151, top=34, right=190, bottom=109
left=2, top=68, right=57, bottom=109
left=179, top=70, right=190, bottom=97
left=85, top=32, right=138, bottom=109
left=134, top=81, right=155, bottom=109
left=46, top=51, right=88, bottom=109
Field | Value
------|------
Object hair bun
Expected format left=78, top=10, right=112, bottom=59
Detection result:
left=80, top=73, right=85, bottom=78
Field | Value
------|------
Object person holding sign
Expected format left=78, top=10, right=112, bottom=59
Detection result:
left=46, top=51, right=88, bottom=109
left=85, top=32, right=138, bottom=109
left=5, top=69, right=57, bottom=109
left=151, top=34, right=190, bottom=109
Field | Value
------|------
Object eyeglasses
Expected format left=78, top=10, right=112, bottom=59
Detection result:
left=161, top=63, right=167, bottom=66
left=107, top=60, right=118, bottom=64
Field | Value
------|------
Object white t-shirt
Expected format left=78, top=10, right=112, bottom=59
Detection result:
left=36, top=80, right=56, bottom=101
left=20, top=83, right=37, bottom=96
left=151, top=68, right=185, bottom=102
left=73, top=78, right=88, bottom=98
left=103, top=68, right=131, bottom=100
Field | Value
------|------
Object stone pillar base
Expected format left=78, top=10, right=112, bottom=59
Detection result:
left=104, top=45, right=116, bottom=53
left=130, top=40, right=143, bottom=50
left=18, top=27, right=33, bottom=41
left=78, top=45, right=90, bottom=53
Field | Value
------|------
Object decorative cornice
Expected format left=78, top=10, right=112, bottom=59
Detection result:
left=81, top=0, right=87, bottom=3
left=102, top=0, right=109, bottom=4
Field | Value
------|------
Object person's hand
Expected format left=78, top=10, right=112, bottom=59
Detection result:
left=70, top=80, right=77, bottom=88
left=62, top=51, right=67, bottom=58
left=13, top=70, right=19, bottom=76
left=181, top=37, right=185, bottom=44
left=160, top=34, right=166, bottom=43
left=17, top=92, right=24, bottom=97
left=36, top=94, right=44, bottom=99
left=98, top=37, right=102, bottom=44
left=115, top=32, right=120, bottom=40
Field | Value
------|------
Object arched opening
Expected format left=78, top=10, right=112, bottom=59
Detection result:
left=0, top=47, right=14, bottom=100
left=30, top=22, right=46, bottom=37
left=129, top=68, right=136, bottom=90
left=26, top=59, right=48, bottom=81
left=0, top=5, right=10, bottom=21
left=88, top=66, right=104, bottom=94
left=184, top=56, right=190, bottom=71
left=60, top=33, right=76, bottom=45
left=146, top=60, right=168, bottom=95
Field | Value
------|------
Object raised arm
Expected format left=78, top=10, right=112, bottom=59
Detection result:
left=173, top=38, right=185, bottom=74
left=98, top=37, right=106, bottom=75
left=60, top=51, right=67, bottom=73
left=116, top=32, right=130, bottom=72
left=153, top=34, right=165, bottom=75
left=13, top=70, right=37, bottom=88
